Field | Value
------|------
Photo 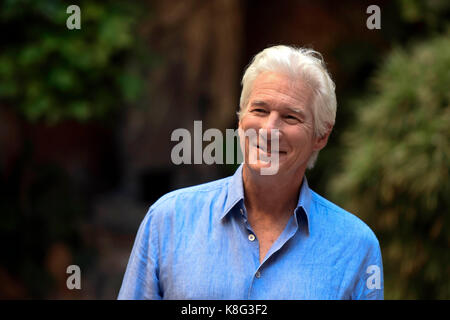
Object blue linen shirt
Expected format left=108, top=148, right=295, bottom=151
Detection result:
left=118, top=165, right=384, bottom=300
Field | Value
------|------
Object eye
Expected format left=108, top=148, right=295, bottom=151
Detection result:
left=251, top=108, right=268, bottom=114
left=285, top=115, right=300, bottom=123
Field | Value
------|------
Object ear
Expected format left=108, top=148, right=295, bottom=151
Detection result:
left=313, top=124, right=333, bottom=151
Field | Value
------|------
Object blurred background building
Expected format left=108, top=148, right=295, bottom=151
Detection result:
left=0, top=0, right=448, bottom=299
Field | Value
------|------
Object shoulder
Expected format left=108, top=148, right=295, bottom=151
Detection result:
left=310, top=190, right=379, bottom=247
left=144, top=176, right=231, bottom=223
left=154, top=176, right=230, bottom=207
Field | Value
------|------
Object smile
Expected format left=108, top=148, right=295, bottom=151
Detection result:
left=255, top=144, right=287, bottom=155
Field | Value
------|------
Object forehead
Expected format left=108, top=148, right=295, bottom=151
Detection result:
left=249, top=72, right=313, bottom=108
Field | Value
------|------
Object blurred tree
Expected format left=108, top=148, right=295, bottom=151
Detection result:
left=398, top=0, right=450, bottom=33
left=0, top=0, right=155, bottom=124
left=0, top=0, right=157, bottom=298
left=328, top=32, right=450, bottom=299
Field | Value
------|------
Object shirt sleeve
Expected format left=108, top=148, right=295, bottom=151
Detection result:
left=117, top=207, right=162, bottom=300
left=351, top=234, right=384, bottom=300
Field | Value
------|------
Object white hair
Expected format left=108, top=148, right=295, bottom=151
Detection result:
left=238, top=45, right=337, bottom=169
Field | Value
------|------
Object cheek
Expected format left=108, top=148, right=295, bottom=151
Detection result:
left=239, top=116, right=260, bottom=132
left=286, top=129, right=314, bottom=151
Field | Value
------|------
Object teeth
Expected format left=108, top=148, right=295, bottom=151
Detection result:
left=252, top=143, right=286, bottom=153
left=257, top=146, right=283, bottom=153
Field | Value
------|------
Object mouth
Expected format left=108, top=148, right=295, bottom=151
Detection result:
left=255, top=144, right=287, bottom=155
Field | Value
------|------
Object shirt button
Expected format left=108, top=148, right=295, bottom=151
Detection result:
left=248, top=234, right=256, bottom=241
left=240, top=208, right=244, bottom=215
left=255, top=271, right=261, bottom=278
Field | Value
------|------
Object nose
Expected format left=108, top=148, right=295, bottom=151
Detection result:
left=262, top=112, right=280, bottom=130
left=261, top=112, right=281, bottom=141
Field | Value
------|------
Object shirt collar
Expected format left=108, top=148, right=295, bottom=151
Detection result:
left=220, top=164, right=311, bottom=234
left=221, top=164, right=245, bottom=220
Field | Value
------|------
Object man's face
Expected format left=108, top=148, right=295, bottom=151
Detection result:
left=239, top=72, right=326, bottom=176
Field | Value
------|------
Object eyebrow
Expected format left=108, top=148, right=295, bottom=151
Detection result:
left=251, top=100, right=270, bottom=107
left=250, top=100, right=307, bottom=118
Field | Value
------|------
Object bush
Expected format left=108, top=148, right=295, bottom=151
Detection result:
left=328, top=32, right=450, bottom=299
left=0, top=0, right=154, bottom=124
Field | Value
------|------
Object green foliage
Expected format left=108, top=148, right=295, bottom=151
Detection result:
left=0, top=0, right=154, bottom=124
left=398, top=0, right=450, bottom=32
left=0, top=0, right=156, bottom=298
left=328, top=33, right=450, bottom=299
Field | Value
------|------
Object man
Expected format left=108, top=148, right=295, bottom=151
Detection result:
left=118, top=45, right=384, bottom=299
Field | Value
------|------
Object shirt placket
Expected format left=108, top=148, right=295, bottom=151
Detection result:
left=243, top=209, right=300, bottom=299
left=238, top=207, right=260, bottom=267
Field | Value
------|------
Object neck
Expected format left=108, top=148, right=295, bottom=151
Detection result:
left=242, top=165, right=305, bottom=220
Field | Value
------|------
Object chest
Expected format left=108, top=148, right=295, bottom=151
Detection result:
left=160, top=233, right=348, bottom=300
left=158, top=212, right=353, bottom=300
left=248, top=216, right=290, bottom=263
